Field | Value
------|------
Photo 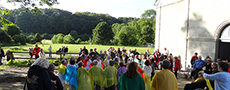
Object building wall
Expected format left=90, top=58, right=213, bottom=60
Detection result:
left=155, top=0, right=230, bottom=69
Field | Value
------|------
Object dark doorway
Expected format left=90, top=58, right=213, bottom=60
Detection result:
left=218, top=25, right=230, bottom=60
left=218, top=41, right=230, bottom=60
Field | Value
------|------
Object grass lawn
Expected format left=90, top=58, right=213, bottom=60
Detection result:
left=2, top=43, right=155, bottom=54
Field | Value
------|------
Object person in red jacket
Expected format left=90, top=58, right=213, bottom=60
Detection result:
left=174, top=56, right=181, bottom=78
left=32, top=44, right=41, bottom=59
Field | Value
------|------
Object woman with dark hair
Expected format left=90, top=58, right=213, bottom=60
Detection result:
left=143, top=60, right=152, bottom=77
left=48, top=64, right=63, bottom=90
left=174, top=56, right=181, bottom=78
left=117, top=62, right=127, bottom=80
left=118, top=62, right=145, bottom=90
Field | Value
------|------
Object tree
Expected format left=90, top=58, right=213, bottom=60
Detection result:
left=141, top=9, right=156, bottom=20
left=31, top=33, right=42, bottom=43
left=92, top=22, right=114, bottom=45
left=12, top=34, right=26, bottom=45
left=118, top=26, right=138, bottom=45
left=69, top=30, right=78, bottom=39
left=6, top=24, right=22, bottom=36
left=140, top=25, right=154, bottom=44
left=75, top=38, right=81, bottom=44
left=0, top=28, right=12, bottom=43
left=63, top=34, right=75, bottom=44
left=51, top=33, right=64, bottom=44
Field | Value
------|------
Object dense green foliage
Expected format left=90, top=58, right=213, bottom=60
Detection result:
left=63, top=34, right=75, bottom=44
left=92, top=22, right=114, bottom=45
left=75, top=38, right=81, bottom=44
left=12, top=34, right=26, bottom=45
left=2, top=8, right=138, bottom=41
left=6, top=24, right=22, bottom=36
left=0, top=28, right=12, bottom=43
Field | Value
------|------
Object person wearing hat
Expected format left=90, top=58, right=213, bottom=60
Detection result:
left=151, top=60, right=178, bottom=90
left=48, top=63, right=63, bottom=90
left=192, top=56, right=205, bottom=79
left=205, top=58, right=212, bottom=74
left=88, top=60, right=104, bottom=90
left=103, top=61, right=117, bottom=90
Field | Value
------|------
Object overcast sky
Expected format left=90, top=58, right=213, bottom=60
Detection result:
left=0, top=0, right=156, bottom=18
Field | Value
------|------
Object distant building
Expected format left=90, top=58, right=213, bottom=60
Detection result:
left=155, top=0, right=230, bottom=69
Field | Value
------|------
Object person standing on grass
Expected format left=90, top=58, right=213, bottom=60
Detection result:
left=103, top=61, right=117, bottom=90
left=203, top=62, right=230, bottom=90
left=82, top=46, right=88, bottom=55
left=32, top=44, right=41, bottom=60
left=48, top=45, right=52, bottom=58
left=0, top=46, right=4, bottom=65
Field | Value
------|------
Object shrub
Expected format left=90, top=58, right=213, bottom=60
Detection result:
left=63, top=34, right=75, bottom=44
left=75, top=38, right=81, bottom=44
left=12, top=34, right=26, bottom=45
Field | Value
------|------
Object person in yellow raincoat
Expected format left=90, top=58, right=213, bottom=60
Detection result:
left=151, top=60, right=178, bottom=90
left=103, top=61, right=117, bottom=90
left=77, top=62, right=92, bottom=90
left=88, top=60, right=104, bottom=90
left=58, top=59, right=68, bottom=89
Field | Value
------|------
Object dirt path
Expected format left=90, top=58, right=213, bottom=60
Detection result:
left=0, top=66, right=192, bottom=90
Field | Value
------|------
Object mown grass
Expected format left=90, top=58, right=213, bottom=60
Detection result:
left=2, top=40, right=155, bottom=54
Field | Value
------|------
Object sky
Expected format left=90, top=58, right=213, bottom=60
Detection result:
left=0, top=0, right=156, bottom=18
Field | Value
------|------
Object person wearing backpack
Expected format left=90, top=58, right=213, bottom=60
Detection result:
left=25, top=58, right=55, bottom=90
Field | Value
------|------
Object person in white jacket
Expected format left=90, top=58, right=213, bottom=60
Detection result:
left=39, top=49, right=46, bottom=58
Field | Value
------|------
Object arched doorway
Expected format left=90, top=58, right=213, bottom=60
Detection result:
left=218, top=25, right=230, bottom=60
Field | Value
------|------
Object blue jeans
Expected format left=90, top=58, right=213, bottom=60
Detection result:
left=49, top=51, right=52, bottom=58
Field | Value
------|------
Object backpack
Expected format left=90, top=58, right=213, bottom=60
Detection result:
left=24, top=66, right=45, bottom=90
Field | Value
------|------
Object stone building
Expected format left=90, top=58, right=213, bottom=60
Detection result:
left=154, top=0, right=230, bottom=69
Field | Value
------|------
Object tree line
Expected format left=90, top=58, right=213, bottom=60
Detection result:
left=0, top=8, right=155, bottom=46
left=1, top=8, right=139, bottom=41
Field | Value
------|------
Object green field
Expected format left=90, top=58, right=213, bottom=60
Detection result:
left=2, top=43, right=155, bottom=54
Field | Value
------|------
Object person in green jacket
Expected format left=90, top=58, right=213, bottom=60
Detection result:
left=88, top=60, right=104, bottom=90
left=103, top=61, right=117, bottom=90
left=77, top=62, right=92, bottom=90
left=118, top=62, right=145, bottom=90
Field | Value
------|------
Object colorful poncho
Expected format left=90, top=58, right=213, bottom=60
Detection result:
left=103, top=66, right=118, bottom=88
left=77, top=67, right=92, bottom=90
left=58, top=64, right=67, bottom=75
left=151, top=69, right=178, bottom=90
left=118, top=73, right=145, bottom=90
left=64, top=65, right=77, bottom=90
left=88, top=66, right=104, bottom=89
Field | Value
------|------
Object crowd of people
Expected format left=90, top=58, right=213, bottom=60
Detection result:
left=24, top=46, right=185, bottom=90
left=1, top=44, right=230, bottom=90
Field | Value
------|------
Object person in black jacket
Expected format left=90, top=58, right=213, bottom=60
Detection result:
left=204, top=58, right=212, bottom=74
left=48, top=63, right=63, bottom=90
left=82, top=46, right=88, bottom=55
left=26, top=58, right=55, bottom=90
left=0, top=46, right=5, bottom=65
